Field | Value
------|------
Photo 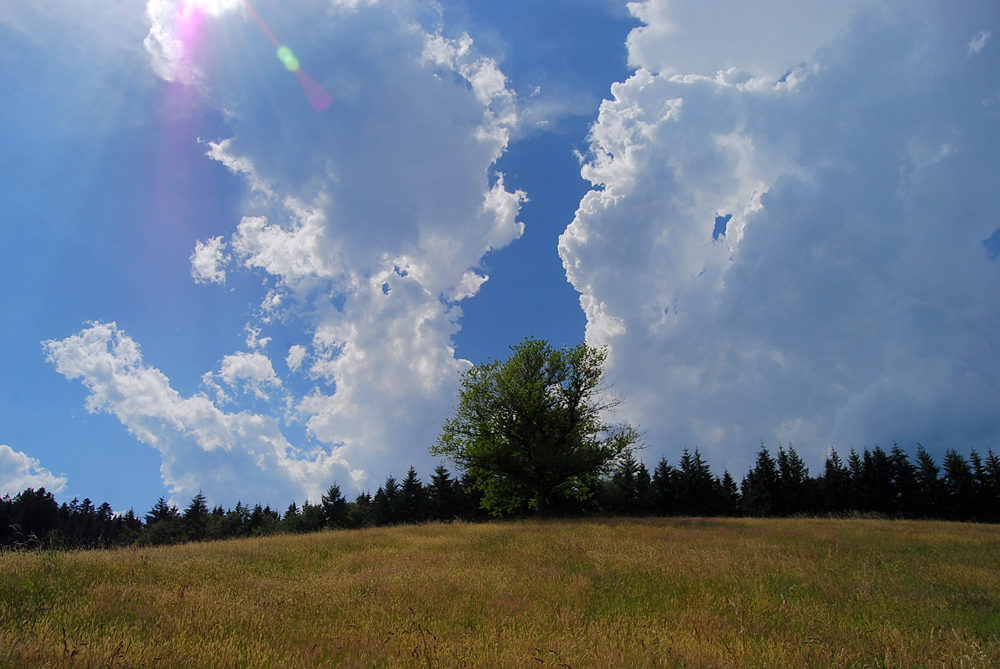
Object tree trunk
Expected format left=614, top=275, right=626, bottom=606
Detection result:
left=536, top=488, right=548, bottom=518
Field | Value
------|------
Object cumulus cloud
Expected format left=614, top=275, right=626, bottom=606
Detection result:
left=0, top=445, right=67, bottom=497
left=190, top=236, right=228, bottom=283
left=41, top=0, right=527, bottom=500
left=625, top=0, right=872, bottom=78
left=286, top=345, right=307, bottom=373
left=43, top=322, right=354, bottom=506
left=562, top=0, right=1000, bottom=473
left=217, top=351, right=281, bottom=400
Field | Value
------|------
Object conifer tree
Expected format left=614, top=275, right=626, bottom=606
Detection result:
left=741, top=447, right=778, bottom=516
left=820, top=449, right=851, bottom=514
left=719, top=470, right=740, bottom=515
left=981, top=450, right=1000, bottom=523
left=860, top=447, right=894, bottom=515
left=184, top=491, right=209, bottom=540
left=374, top=477, right=401, bottom=525
left=321, top=483, right=350, bottom=528
left=776, top=445, right=811, bottom=515
left=399, top=466, right=427, bottom=523
left=942, top=449, right=976, bottom=520
left=650, top=457, right=679, bottom=515
left=428, top=465, right=457, bottom=521
left=889, top=443, right=917, bottom=517
left=914, top=444, right=943, bottom=518
left=678, top=448, right=719, bottom=516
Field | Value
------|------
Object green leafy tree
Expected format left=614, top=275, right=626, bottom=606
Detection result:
left=432, top=337, right=640, bottom=517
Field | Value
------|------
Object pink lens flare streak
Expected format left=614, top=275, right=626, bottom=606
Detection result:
left=176, top=1, right=210, bottom=62
left=240, top=0, right=333, bottom=112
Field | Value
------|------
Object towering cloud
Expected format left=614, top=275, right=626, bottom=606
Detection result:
left=46, top=0, right=525, bottom=506
left=562, top=0, right=1000, bottom=473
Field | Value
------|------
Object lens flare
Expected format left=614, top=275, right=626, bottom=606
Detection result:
left=183, top=0, right=241, bottom=18
left=240, top=0, right=332, bottom=112
left=276, top=46, right=300, bottom=72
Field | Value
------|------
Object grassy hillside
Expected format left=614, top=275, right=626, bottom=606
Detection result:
left=2, top=517, right=998, bottom=667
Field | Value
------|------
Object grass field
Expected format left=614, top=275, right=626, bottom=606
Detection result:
left=1, top=517, right=998, bottom=667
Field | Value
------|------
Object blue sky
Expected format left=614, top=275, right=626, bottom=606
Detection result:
left=1, top=0, right=998, bottom=513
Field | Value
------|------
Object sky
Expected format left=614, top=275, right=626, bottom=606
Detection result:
left=1, top=0, right=998, bottom=513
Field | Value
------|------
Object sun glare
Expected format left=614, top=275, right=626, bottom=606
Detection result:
left=182, top=0, right=241, bottom=18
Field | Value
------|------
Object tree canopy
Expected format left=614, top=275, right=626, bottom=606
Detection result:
left=431, top=337, right=640, bottom=516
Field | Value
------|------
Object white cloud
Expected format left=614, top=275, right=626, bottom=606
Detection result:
left=190, top=236, right=229, bottom=284
left=968, top=30, right=991, bottom=54
left=218, top=351, right=282, bottom=400
left=286, top=345, right=307, bottom=372
left=625, top=0, right=872, bottom=78
left=562, top=0, right=1000, bottom=473
left=42, top=0, right=526, bottom=499
left=0, top=445, right=67, bottom=497
left=43, top=322, right=354, bottom=507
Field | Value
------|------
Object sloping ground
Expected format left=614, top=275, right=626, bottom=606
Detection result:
left=2, top=517, right=998, bottom=667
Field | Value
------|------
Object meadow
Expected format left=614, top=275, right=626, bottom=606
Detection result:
left=1, top=517, right=998, bottom=667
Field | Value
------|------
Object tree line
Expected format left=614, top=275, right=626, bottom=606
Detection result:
left=2, top=442, right=998, bottom=551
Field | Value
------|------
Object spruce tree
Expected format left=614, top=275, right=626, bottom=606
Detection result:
left=650, top=457, right=678, bottom=515
left=914, top=445, right=943, bottom=518
left=428, top=465, right=457, bottom=521
left=942, top=449, right=976, bottom=521
left=889, top=443, right=917, bottom=517
left=321, top=483, right=350, bottom=528
left=820, top=449, right=851, bottom=514
left=741, top=447, right=778, bottom=516
left=399, top=466, right=427, bottom=523
left=184, top=491, right=209, bottom=540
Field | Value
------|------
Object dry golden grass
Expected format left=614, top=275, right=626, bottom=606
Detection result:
left=1, top=517, right=998, bottom=667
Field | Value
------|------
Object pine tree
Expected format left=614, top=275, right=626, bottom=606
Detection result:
left=606, top=451, right=642, bottom=515
left=719, top=470, right=740, bottom=515
left=146, top=497, right=179, bottom=525
left=374, top=477, right=401, bottom=525
left=321, top=483, right=349, bottom=528
left=677, top=448, right=720, bottom=516
left=981, top=450, right=1000, bottom=523
left=820, top=449, right=851, bottom=514
left=299, top=501, right=327, bottom=533
left=942, top=449, right=976, bottom=520
left=635, top=461, right=653, bottom=515
left=349, top=492, right=375, bottom=528
left=914, top=445, right=943, bottom=518
left=776, top=445, right=811, bottom=515
left=650, top=457, right=678, bottom=515
left=399, top=466, right=427, bottom=524
left=889, top=443, right=917, bottom=517
left=184, top=491, right=209, bottom=541
left=741, top=447, right=778, bottom=516
left=428, top=465, right=457, bottom=521
left=860, top=447, right=894, bottom=515
left=846, top=449, right=864, bottom=512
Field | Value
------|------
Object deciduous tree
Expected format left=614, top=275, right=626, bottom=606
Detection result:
left=432, top=338, right=639, bottom=516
